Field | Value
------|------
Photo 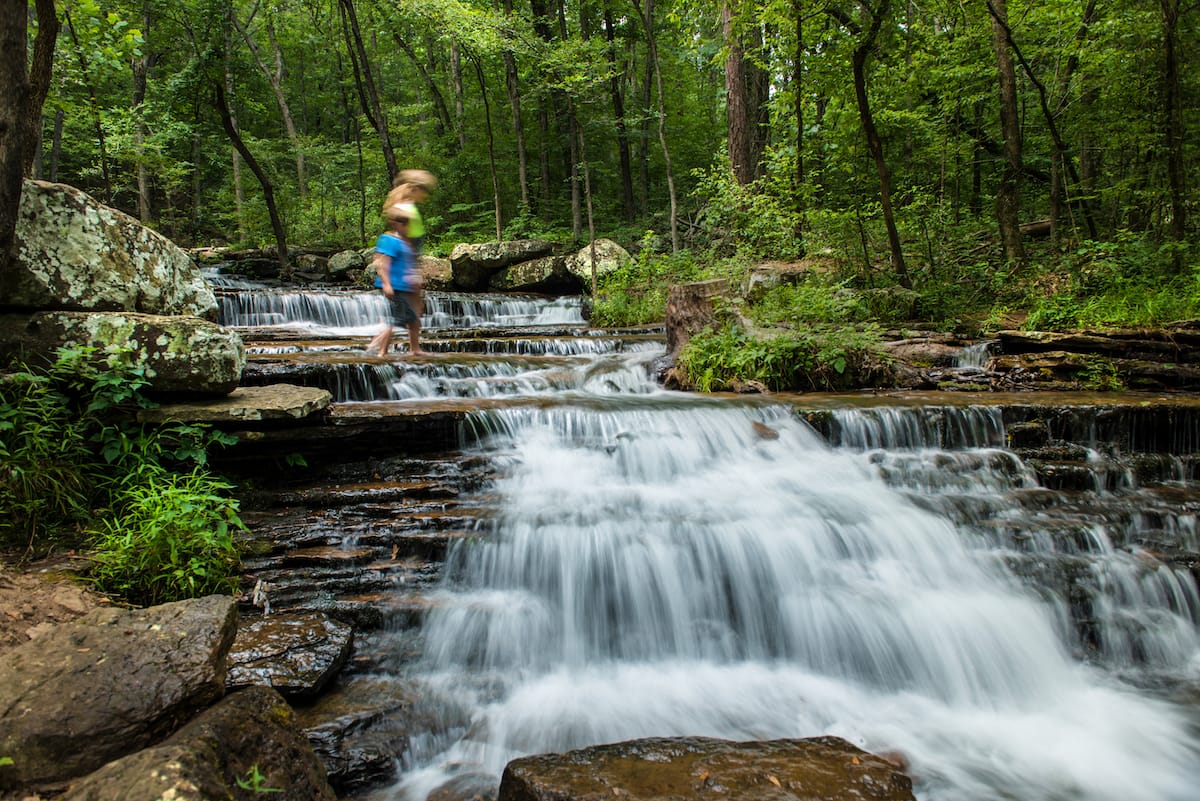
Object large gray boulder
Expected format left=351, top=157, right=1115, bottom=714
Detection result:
left=6, top=180, right=218, bottom=320
left=499, top=736, right=914, bottom=801
left=57, top=685, right=337, bottom=801
left=0, top=311, right=245, bottom=395
left=488, top=255, right=575, bottom=293
left=0, top=595, right=238, bottom=790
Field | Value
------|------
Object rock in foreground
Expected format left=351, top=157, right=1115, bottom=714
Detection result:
left=499, top=736, right=914, bottom=801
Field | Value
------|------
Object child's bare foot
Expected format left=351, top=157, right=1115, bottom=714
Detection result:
left=409, top=349, right=430, bottom=356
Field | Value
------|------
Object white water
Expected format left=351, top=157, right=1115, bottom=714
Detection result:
left=383, top=364, right=1200, bottom=801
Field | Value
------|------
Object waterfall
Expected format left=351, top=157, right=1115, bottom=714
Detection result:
left=393, top=397, right=1200, bottom=801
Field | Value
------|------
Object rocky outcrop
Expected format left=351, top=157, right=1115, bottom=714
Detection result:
left=226, top=611, right=353, bottom=699
left=58, top=686, right=336, bottom=801
left=6, top=180, right=217, bottom=320
left=0, top=595, right=238, bottom=789
left=450, top=239, right=555, bottom=290
left=0, top=310, right=245, bottom=395
left=498, top=736, right=914, bottom=801
left=488, top=255, right=569, bottom=292
left=137, top=384, right=332, bottom=424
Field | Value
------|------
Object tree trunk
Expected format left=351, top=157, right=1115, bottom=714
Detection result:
left=470, top=55, right=503, bottom=240
left=635, top=0, right=680, bottom=251
left=0, top=0, right=31, bottom=273
left=850, top=0, right=909, bottom=287
left=989, top=0, right=1024, bottom=265
left=722, top=0, right=766, bottom=185
left=392, top=32, right=453, bottom=140
left=792, top=0, right=806, bottom=225
left=449, top=43, right=467, bottom=152
left=132, top=1, right=153, bottom=222
left=214, top=83, right=289, bottom=274
left=21, top=0, right=57, bottom=180
left=339, top=0, right=397, bottom=180
left=502, top=46, right=529, bottom=209
left=223, top=42, right=245, bottom=242
left=604, top=9, right=636, bottom=221
left=235, top=10, right=307, bottom=197
left=48, top=109, right=63, bottom=182
left=65, top=8, right=112, bottom=201
left=1160, top=0, right=1186, bottom=263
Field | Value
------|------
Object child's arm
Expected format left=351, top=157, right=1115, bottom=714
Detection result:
left=375, top=252, right=394, bottom=296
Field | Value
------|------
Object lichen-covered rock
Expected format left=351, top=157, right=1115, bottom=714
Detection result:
left=6, top=180, right=218, bottom=319
left=499, top=736, right=914, bottom=801
left=563, top=238, right=630, bottom=285
left=419, top=254, right=454, bottom=291
left=450, top=240, right=554, bottom=290
left=0, top=595, right=238, bottom=790
left=488, top=255, right=575, bottom=293
left=58, top=686, right=337, bottom=801
left=1, top=311, right=245, bottom=395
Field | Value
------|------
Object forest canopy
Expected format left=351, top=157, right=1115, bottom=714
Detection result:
left=2, top=0, right=1197, bottom=299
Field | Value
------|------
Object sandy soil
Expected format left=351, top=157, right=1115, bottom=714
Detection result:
left=0, top=556, right=108, bottom=656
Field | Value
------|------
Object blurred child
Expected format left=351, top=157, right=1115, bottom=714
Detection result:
left=365, top=206, right=426, bottom=356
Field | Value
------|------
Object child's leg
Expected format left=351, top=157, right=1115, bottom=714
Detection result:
left=406, top=321, right=425, bottom=355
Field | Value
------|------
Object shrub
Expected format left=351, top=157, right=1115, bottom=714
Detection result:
left=88, top=468, right=245, bottom=606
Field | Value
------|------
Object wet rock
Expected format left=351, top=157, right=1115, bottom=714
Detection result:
left=0, top=595, right=237, bottom=790
left=226, top=611, right=354, bottom=699
left=0, top=310, right=245, bottom=396
left=295, top=675, right=418, bottom=793
left=6, top=179, right=217, bottom=319
left=498, top=736, right=914, bottom=801
left=429, top=770, right=499, bottom=801
left=58, top=685, right=336, bottom=801
left=137, top=384, right=332, bottom=424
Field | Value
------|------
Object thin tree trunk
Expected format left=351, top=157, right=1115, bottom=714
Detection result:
left=20, top=0, right=57, bottom=182
left=793, top=0, right=806, bottom=224
left=214, top=83, right=289, bottom=274
left=850, top=0, right=909, bottom=287
left=49, top=109, right=63, bottom=182
left=603, top=9, right=635, bottom=221
left=132, top=2, right=153, bottom=222
left=470, top=54, right=503, bottom=240
left=64, top=8, right=112, bottom=201
left=637, top=40, right=652, bottom=215
left=235, top=10, right=307, bottom=197
left=723, top=0, right=753, bottom=185
left=449, top=43, right=467, bottom=152
left=569, top=105, right=582, bottom=242
left=634, top=0, right=679, bottom=251
left=501, top=0, right=529, bottom=209
left=339, top=0, right=397, bottom=179
left=392, top=32, right=453, bottom=139
left=1160, top=0, right=1186, bottom=263
left=989, top=0, right=1024, bottom=265
left=223, top=44, right=245, bottom=242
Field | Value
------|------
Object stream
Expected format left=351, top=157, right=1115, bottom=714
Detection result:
left=214, top=276, right=1200, bottom=801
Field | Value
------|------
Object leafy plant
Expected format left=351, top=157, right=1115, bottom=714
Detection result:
left=88, top=468, right=245, bottom=606
left=235, top=765, right=283, bottom=794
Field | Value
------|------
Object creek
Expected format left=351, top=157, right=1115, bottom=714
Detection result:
left=213, top=276, right=1200, bottom=801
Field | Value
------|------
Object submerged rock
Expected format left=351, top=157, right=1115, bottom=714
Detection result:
left=498, top=736, right=914, bottom=801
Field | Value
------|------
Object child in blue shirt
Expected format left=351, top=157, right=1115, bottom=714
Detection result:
left=365, top=207, right=427, bottom=356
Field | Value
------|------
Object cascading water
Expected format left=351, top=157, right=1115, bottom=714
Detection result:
left=214, top=276, right=1200, bottom=801
left=389, top=376, right=1200, bottom=801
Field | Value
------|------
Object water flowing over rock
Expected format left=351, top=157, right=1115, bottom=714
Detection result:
left=498, top=737, right=914, bottom=801
left=58, top=685, right=336, bottom=801
left=0, top=595, right=237, bottom=790
left=6, top=180, right=217, bottom=319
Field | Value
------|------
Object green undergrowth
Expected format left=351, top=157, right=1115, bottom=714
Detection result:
left=0, top=346, right=245, bottom=605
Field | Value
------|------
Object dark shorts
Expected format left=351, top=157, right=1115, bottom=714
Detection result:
left=387, top=292, right=418, bottom=326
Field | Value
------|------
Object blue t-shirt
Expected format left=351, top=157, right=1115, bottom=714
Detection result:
left=373, top=233, right=415, bottom=292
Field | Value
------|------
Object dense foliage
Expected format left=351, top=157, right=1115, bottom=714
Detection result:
left=0, top=348, right=245, bottom=604
left=16, top=0, right=1196, bottom=272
